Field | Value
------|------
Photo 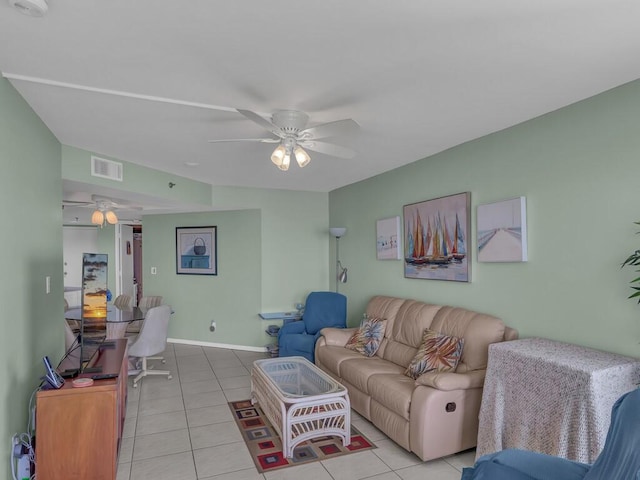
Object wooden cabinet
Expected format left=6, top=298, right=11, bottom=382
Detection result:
left=36, top=339, right=128, bottom=480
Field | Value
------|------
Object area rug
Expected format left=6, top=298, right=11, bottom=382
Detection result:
left=229, top=399, right=376, bottom=473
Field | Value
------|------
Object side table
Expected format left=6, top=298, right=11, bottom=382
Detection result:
left=476, top=337, right=640, bottom=463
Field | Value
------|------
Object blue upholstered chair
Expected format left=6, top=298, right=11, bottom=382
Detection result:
left=461, top=388, right=640, bottom=480
left=277, top=291, right=347, bottom=363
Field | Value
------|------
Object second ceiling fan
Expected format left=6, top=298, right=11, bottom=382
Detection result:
left=209, top=110, right=359, bottom=171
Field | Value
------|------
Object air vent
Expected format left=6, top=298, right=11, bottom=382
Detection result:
left=91, top=156, right=123, bottom=182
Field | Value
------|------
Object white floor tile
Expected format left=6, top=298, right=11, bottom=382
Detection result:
left=183, top=389, right=228, bottom=409
left=129, top=451, right=197, bottom=480
left=186, top=404, right=235, bottom=428
left=135, top=410, right=188, bottom=436
left=193, top=442, right=255, bottom=478
left=132, top=428, right=191, bottom=461
left=263, top=461, right=333, bottom=480
left=321, top=450, right=391, bottom=480
left=189, top=420, right=243, bottom=449
left=394, top=460, right=462, bottom=480
left=371, top=439, right=422, bottom=470
left=137, top=395, right=185, bottom=417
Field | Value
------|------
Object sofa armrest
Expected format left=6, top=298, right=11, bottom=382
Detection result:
left=415, top=369, right=486, bottom=391
left=319, top=327, right=357, bottom=347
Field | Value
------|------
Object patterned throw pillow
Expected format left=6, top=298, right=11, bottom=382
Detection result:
left=404, top=328, right=464, bottom=379
left=345, top=316, right=387, bottom=357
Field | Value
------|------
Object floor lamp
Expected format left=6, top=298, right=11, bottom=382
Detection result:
left=330, top=227, right=348, bottom=293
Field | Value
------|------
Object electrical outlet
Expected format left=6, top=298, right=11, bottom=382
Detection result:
left=210, top=320, right=216, bottom=332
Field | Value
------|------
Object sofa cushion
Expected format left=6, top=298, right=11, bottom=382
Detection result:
left=368, top=373, right=415, bottom=420
left=340, top=357, right=404, bottom=394
left=430, top=307, right=505, bottom=371
left=405, top=328, right=464, bottom=379
left=315, top=345, right=363, bottom=377
left=382, top=300, right=443, bottom=368
left=345, top=317, right=387, bottom=357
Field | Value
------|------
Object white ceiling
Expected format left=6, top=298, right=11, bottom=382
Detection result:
left=2, top=1, right=640, bottom=210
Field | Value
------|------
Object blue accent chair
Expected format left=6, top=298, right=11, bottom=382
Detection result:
left=278, top=291, right=347, bottom=363
left=461, top=387, right=640, bottom=480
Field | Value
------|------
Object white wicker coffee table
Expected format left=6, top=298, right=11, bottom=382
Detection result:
left=251, top=356, right=351, bottom=458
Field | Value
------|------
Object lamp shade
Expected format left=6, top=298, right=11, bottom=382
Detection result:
left=271, top=145, right=286, bottom=166
left=105, top=210, right=118, bottom=224
left=278, top=153, right=291, bottom=171
left=294, top=146, right=311, bottom=168
left=91, top=210, right=104, bottom=225
left=329, top=227, right=347, bottom=238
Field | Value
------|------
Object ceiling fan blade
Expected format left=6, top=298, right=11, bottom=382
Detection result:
left=237, top=109, right=283, bottom=138
left=300, top=140, right=356, bottom=159
left=208, top=138, right=280, bottom=143
left=300, top=119, right=359, bottom=140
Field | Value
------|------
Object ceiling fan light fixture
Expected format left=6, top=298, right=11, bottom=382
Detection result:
left=278, top=153, right=291, bottom=171
left=105, top=210, right=119, bottom=224
left=91, top=210, right=104, bottom=225
left=271, top=145, right=286, bottom=167
left=294, top=146, right=311, bottom=168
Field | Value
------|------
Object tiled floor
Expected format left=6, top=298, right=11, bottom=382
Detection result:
left=117, top=343, right=474, bottom=480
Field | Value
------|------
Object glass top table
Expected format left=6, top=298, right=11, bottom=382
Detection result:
left=65, top=306, right=147, bottom=339
left=251, top=356, right=350, bottom=458
left=254, top=356, right=345, bottom=399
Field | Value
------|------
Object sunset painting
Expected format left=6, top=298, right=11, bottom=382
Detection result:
left=82, top=253, right=108, bottom=318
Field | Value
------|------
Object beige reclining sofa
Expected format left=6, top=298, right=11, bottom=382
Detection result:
left=315, top=295, right=518, bottom=461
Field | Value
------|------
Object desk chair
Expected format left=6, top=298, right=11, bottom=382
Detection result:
left=461, top=388, right=640, bottom=480
left=126, top=295, right=163, bottom=335
left=128, top=304, right=172, bottom=388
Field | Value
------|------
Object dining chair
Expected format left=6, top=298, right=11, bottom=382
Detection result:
left=113, top=294, right=132, bottom=309
left=128, top=304, right=172, bottom=388
left=126, top=295, right=163, bottom=335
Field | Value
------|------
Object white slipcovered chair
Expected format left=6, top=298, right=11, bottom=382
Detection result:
left=128, top=304, right=172, bottom=388
left=113, top=294, right=132, bottom=309
left=126, top=295, right=163, bottom=335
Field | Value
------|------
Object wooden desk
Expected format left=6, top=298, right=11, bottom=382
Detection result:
left=36, top=339, right=128, bottom=480
left=476, top=338, right=640, bottom=463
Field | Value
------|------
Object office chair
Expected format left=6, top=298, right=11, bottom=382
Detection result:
left=461, top=388, right=640, bottom=480
left=127, top=304, right=172, bottom=388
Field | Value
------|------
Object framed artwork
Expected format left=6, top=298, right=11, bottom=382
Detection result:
left=176, top=226, right=217, bottom=275
left=403, top=192, right=471, bottom=282
left=376, top=216, right=402, bottom=260
left=477, top=197, right=527, bottom=262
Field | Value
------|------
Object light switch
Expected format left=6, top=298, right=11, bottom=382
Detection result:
left=45, top=276, right=51, bottom=294
left=150, top=267, right=157, bottom=275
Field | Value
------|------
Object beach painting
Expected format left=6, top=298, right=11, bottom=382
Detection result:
left=376, top=216, right=402, bottom=260
left=477, top=197, right=528, bottom=262
left=81, top=253, right=108, bottom=318
left=403, top=192, right=471, bottom=282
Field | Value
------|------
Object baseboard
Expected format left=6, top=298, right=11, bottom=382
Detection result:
left=167, top=337, right=268, bottom=353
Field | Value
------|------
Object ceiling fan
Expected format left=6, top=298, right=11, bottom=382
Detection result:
left=62, top=195, right=141, bottom=226
left=209, top=110, right=359, bottom=171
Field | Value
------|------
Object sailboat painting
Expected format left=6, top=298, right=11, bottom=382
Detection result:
left=477, top=197, right=527, bottom=262
left=403, top=192, right=471, bottom=282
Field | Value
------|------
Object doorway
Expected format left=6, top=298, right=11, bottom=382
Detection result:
left=116, top=224, right=143, bottom=306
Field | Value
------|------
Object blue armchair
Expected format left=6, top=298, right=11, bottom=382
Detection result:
left=461, top=388, right=640, bottom=480
left=278, top=291, right=347, bottom=363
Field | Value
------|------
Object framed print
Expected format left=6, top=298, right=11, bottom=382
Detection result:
left=477, top=197, right=528, bottom=262
left=403, top=192, right=471, bottom=282
left=176, top=226, right=217, bottom=275
left=376, top=216, right=402, bottom=260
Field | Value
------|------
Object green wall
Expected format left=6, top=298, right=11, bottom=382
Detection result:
left=0, top=78, right=62, bottom=476
left=142, top=187, right=330, bottom=348
left=62, top=145, right=213, bottom=206
left=329, top=79, right=640, bottom=357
